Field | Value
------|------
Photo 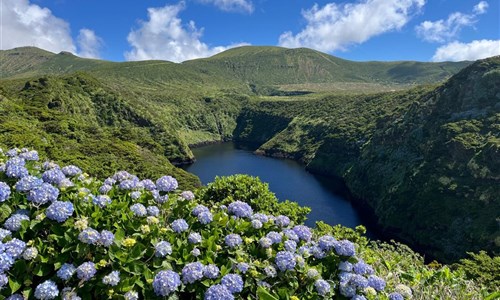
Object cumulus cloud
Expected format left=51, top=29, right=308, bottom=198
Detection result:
left=432, top=39, right=500, bottom=61
left=198, top=0, right=254, bottom=13
left=0, top=0, right=76, bottom=53
left=77, top=29, right=103, bottom=59
left=416, top=1, right=488, bottom=43
left=473, top=1, right=489, bottom=14
left=278, top=0, right=425, bottom=52
left=124, top=2, right=247, bottom=62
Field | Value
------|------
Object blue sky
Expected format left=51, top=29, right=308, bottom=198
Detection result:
left=2, top=0, right=499, bottom=62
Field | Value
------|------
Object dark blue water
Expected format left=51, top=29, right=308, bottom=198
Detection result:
left=182, top=142, right=372, bottom=235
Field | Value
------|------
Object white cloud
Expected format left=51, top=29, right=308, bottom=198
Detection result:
left=0, top=0, right=76, bottom=53
left=416, top=1, right=488, bottom=43
left=124, top=2, right=247, bottom=62
left=278, top=0, right=425, bottom=52
left=473, top=1, right=489, bottom=14
left=77, top=29, right=103, bottom=59
left=198, top=0, right=254, bottom=13
left=432, top=39, right=500, bottom=61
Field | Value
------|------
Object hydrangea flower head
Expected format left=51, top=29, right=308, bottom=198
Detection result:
left=275, top=215, right=290, bottom=227
left=130, top=203, right=147, bottom=217
left=57, top=263, right=76, bottom=280
left=204, top=284, right=234, bottom=300
left=203, top=264, right=220, bottom=279
left=22, top=247, right=38, bottom=260
left=46, top=201, right=74, bottom=223
left=99, top=230, right=115, bottom=247
left=28, top=183, right=59, bottom=205
left=334, top=240, right=356, bottom=257
left=221, top=273, right=243, bottom=293
left=180, top=190, right=195, bottom=200
left=147, top=206, right=160, bottom=217
left=188, top=232, right=202, bottom=244
left=153, top=270, right=181, bottom=296
left=124, top=291, right=139, bottom=300
left=367, top=275, right=386, bottom=291
left=275, top=251, right=296, bottom=271
left=5, top=238, right=26, bottom=259
left=236, top=262, right=249, bottom=273
left=293, top=225, right=312, bottom=241
left=34, top=280, right=59, bottom=300
left=61, top=165, right=82, bottom=177
left=182, top=262, right=204, bottom=284
left=171, top=219, right=189, bottom=233
left=4, top=213, right=29, bottom=231
left=198, top=211, right=213, bottom=225
left=0, top=182, right=11, bottom=202
left=389, top=293, right=404, bottom=300
left=266, top=231, right=282, bottom=244
left=0, top=252, right=14, bottom=272
left=78, top=228, right=101, bottom=245
left=14, top=176, right=42, bottom=193
left=93, top=195, right=112, bottom=208
left=228, top=201, right=253, bottom=218
left=315, top=279, right=331, bottom=296
left=42, top=168, right=66, bottom=185
left=76, top=262, right=97, bottom=281
left=156, top=176, right=178, bottom=192
left=225, top=234, right=242, bottom=248
left=155, top=241, right=172, bottom=257
left=102, top=271, right=120, bottom=286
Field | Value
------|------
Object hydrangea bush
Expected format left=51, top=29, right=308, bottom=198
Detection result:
left=0, top=148, right=410, bottom=299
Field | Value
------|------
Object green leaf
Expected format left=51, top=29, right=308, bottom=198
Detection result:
left=257, top=286, right=279, bottom=300
left=485, top=292, right=500, bottom=300
left=9, top=277, right=22, bottom=293
left=0, top=204, right=12, bottom=222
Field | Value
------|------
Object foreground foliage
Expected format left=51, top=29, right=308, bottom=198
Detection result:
left=0, top=148, right=495, bottom=299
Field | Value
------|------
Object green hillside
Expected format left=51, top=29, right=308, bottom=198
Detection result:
left=234, top=56, right=500, bottom=262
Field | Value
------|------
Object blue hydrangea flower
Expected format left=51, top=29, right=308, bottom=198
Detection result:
left=57, top=263, right=76, bottom=280
left=275, top=215, right=290, bottom=227
left=389, top=292, right=404, bottom=300
left=293, top=225, right=312, bottom=241
left=188, top=232, right=202, bottom=244
left=0, top=273, right=7, bottom=289
left=180, top=191, right=195, bottom=200
left=339, top=272, right=353, bottom=285
left=284, top=240, right=297, bottom=252
left=0, top=252, right=14, bottom=272
left=203, top=264, right=220, bottom=279
left=340, top=284, right=356, bottom=297
left=236, top=262, right=249, bottom=274
left=42, top=168, right=66, bottom=185
left=353, top=260, right=374, bottom=275
left=4, top=238, right=26, bottom=259
left=259, top=237, right=272, bottom=248
left=14, top=176, right=42, bottom=193
left=78, top=228, right=101, bottom=245
left=198, top=211, right=213, bottom=225
left=264, top=265, right=277, bottom=278
left=153, top=270, right=181, bottom=296
left=204, top=284, right=234, bottom=300
left=275, top=251, right=296, bottom=271
left=46, top=201, right=74, bottom=223
left=98, top=184, right=112, bottom=194
left=28, top=183, right=59, bottom=205
left=102, top=271, right=120, bottom=286
left=119, top=180, right=136, bottom=190
left=155, top=241, right=172, bottom=257
left=338, top=261, right=353, bottom=272
left=182, top=262, right=204, bottom=284
left=76, top=262, right=96, bottom=281
left=93, top=195, right=111, bottom=208
left=58, top=178, right=74, bottom=189
left=6, top=294, right=24, bottom=300
left=266, top=231, right=282, bottom=244
left=156, top=176, right=178, bottom=192
left=130, top=203, right=147, bottom=217
left=191, top=248, right=201, bottom=257
left=352, top=295, right=367, bottom=300
left=225, top=234, right=242, bottom=248
left=5, top=157, right=28, bottom=178
left=5, top=148, right=19, bottom=157
left=318, top=235, right=336, bottom=251
left=4, top=213, right=29, bottom=231
left=368, top=275, right=386, bottom=291
left=100, top=230, right=115, bottom=247
left=124, top=291, right=139, bottom=300
left=34, top=280, right=59, bottom=299
left=315, top=279, right=331, bottom=297
left=251, top=213, right=269, bottom=223
left=0, top=228, right=11, bottom=241
left=147, top=206, right=160, bottom=216
left=192, top=205, right=209, bottom=216
left=171, top=219, right=189, bottom=233
left=283, top=229, right=299, bottom=241
left=228, top=201, right=253, bottom=218
left=251, top=219, right=262, bottom=229
left=350, top=274, right=369, bottom=289
left=130, top=191, right=142, bottom=200
left=19, top=150, right=39, bottom=161
left=334, top=240, right=356, bottom=257
left=141, top=179, right=156, bottom=191
left=0, top=182, right=10, bottom=202
left=312, top=246, right=327, bottom=259
left=221, top=274, right=243, bottom=293
left=112, top=171, right=132, bottom=182
left=61, top=165, right=82, bottom=177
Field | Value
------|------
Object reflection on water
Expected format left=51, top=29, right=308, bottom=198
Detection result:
left=182, top=142, right=375, bottom=237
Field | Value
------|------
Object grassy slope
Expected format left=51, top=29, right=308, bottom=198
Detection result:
left=234, top=56, right=500, bottom=262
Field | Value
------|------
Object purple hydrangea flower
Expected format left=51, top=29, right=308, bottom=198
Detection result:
left=6, top=294, right=25, bottom=300
left=188, top=232, right=202, bottom=244
left=98, top=184, right=112, bottom=194
left=61, top=165, right=82, bottom=177
left=76, top=262, right=96, bottom=281
left=102, top=271, right=120, bottom=286
left=100, top=230, right=115, bottom=247
left=315, top=279, right=331, bottom=296
left=130, top=203, right=147, bottom=217
left=141, top=179, right=156, bottom=191
left=155, top=241, right=172, bottom=257
left=283, top=229, right=299, bottom=242
left=124, top=291, right=139, bottom=300
left=0, top=182, right=11, bottom=202
left=225, top=234, right=242, bottom=248
left=251, top=213, right=269, bottom=223
left=156, top=176, right=178, bottom=192
left=14, top=176, right=42, bottom=193
left=78, top=228, right=101, bottom=245
left=338, top=261, right=353, bottom=272
left=4, top=213, right=29, bottom=231
left=259, top=237, right=272, bottom=248
left=275, top=251, right=296, bottom=271
left=153, top=270, right=181, bottom=296
left=198, top=211, right=213, bottom=225
left=93, top=195, right=112, bottom=208
left=204, top=284, right=234, bottom=300
left=42, top=168, right=66, bottom=185
left=221, top=274, right=243, bottom=293
left=236, top=262, right=249, bottom=273
left=34, top=280, right=59, bottom=299
left=353, top=260, right=374, bottom=275
left=284, top=240, right=297, bottom=252
left=180, top=190, right=195, bottom=200
left=57, top=263, right=76, bottom=280
left=5, top=157, right=28, bottom=178
left=389, top=292, right=404, bottom=300
left=228, top=201, right=253, bottom=218
left=266, top=231, right=282, bottom=244
left=275, top=215, right=290, bottom=227
left=112, top=171, right=132, bottom=182
left=293, top=225, right=312, bottom=241
left=203, top=264, right=220, bottom=279
left=264, top=265, right=277, bottom=278
left=192, top=205, right=209, bottom=216
left=147, top=206, right=160, bottom=217
left=171, top=219, right=189, bottom=233
left=182, top=262, right=204, bottom=284
left=46, top=201, right=74, bottom=223
left=334, top=240, right=356, bottom=257
left=318, top=235, right=336, bottom=251
left=0, top=252, right=14, bottom=272
left=368, top=275, right=386, bottom=291
left=0, top=273, right=7, bottom=289
left=19, top=150, right=39, bottom=161
left=251, top=219, right=262, bottom=229
left=5, top=238, right=26, bottom=259
left=0, top=228, right=11, bottom=241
